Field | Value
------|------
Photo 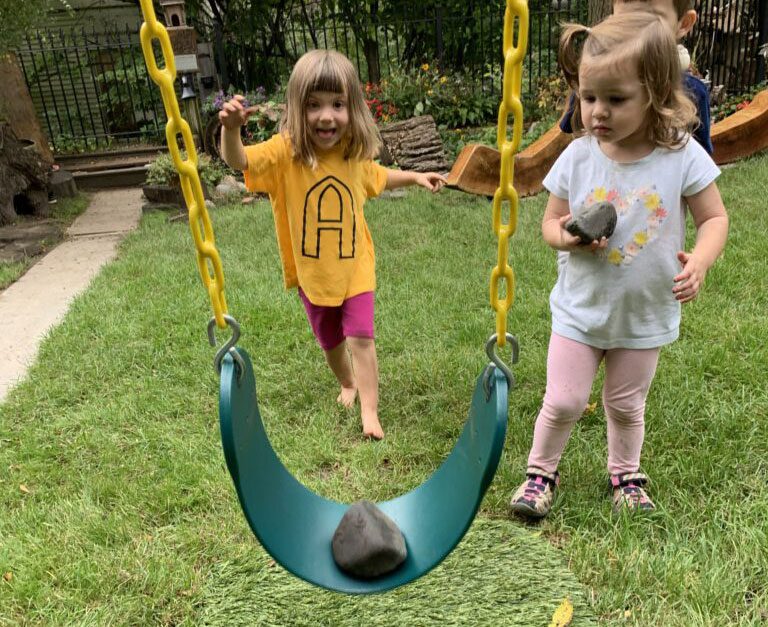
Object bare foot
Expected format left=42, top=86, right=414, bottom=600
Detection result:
left=337, top=385, right=357, bottom=408
left=362, top=411, right=384, bottom=440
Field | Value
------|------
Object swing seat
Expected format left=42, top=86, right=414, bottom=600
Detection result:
left=219, top=348, right=509, bottom=594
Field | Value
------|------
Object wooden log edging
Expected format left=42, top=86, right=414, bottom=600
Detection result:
left=711, top=89, right=768, bottom=165
left=449, top=90, right=768, bottom=199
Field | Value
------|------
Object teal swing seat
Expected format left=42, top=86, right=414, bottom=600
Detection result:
left=219, top=348, right=509, bottom=594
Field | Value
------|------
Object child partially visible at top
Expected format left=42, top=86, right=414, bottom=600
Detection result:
left=219, top=49, right=447, bottom=441
left=509, top=9, right=728, bottom=518
left=560, top=0, right=713, bottom=155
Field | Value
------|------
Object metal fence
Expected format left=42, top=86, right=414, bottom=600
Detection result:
left=225, top=1, right=588, bottom=97
left=15, top=0, right=768, bottom=155
left=689, top=0, right=768, bottom=91
left=222, top=0, right=766, bottom=96
left=15, top=26, right=167, bottom=153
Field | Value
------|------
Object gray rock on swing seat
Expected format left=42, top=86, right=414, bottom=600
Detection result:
left=218, top=348, right=509, bottom=594
left=566, top=201, right=617, bottom=243
left=332, top=500, right=407, bottom=578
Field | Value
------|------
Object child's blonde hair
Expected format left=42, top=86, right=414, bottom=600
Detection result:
left=280, top=49, right=381, bottom=168
left=559, top=10, right=698, bottom=149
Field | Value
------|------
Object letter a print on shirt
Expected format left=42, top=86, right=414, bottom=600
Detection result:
left=302, top=176, right=356, bottom=259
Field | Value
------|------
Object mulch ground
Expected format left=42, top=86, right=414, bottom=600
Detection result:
left=0, top=219, right=65, bottom=264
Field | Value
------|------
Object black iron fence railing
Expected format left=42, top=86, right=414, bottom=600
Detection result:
left=224, top=2, right=587, bottom=96
left=690, top=0, right=767, bottom=91
left=15, top=25, right=167, bottom=153
left=15, top=0, right=767, bottom=155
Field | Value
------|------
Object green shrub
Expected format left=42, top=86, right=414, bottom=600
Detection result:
left=203, top=88, right=283, bottom=145
left=532, top=74, right=570, bottom=122
left=436, top=72, right=568, bottom=162
left=95, top=51, right=164, bottom=136
left=439, top=126, right=497, bottom=163
left=202, top=88, right=268, bottom=117
left=145, top=151, right=230, bottom=189
left=439, top=110, right=563, bottom=163
left=370, top=64, right=500, bottom=128
left=711, top=81, right=767, bottom=123
left=243, top=102, right=283, bottom=144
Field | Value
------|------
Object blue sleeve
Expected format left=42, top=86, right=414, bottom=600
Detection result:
left=559, top=92, right=576, bottom=134
left=684, top=73, right=713, bottom=155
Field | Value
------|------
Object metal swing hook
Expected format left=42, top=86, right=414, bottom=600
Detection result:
left=207, top=315, right=246, bottom=382
left=482, top=332, right=520, bottom=399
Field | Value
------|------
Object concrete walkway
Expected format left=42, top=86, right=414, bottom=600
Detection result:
left=0, top=188, right=143, bottom=403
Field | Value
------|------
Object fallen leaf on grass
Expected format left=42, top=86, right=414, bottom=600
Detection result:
left=549, top=597, right=573, bottom=627
left=3, top=572, right=12, bottom=582
left=19, top=484, right=30, bottom=494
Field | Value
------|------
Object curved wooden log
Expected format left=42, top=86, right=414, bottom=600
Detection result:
left=447, top=124, right=572, bottom=198
left=711, top=89, right=768, bottom=165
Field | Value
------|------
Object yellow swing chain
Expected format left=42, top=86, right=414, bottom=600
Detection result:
left=137, top=0, right=229, bottom=330
left=137, top=0, right=526, bottom=378
left=487, top=0, right=529, bottom=384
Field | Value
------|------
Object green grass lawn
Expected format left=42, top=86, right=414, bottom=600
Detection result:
left=1, top=154, right=767, bottom=625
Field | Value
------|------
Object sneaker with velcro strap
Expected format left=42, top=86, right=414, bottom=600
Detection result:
left=509, top=467, right=560, bottom=519
left=610, top=472, right=655, bottom=513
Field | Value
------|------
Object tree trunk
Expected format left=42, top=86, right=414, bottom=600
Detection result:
left=0, top=123, right=51, bottom=225
left=363, top=38, right=381, bottom=84
left=588, top=0, right=612, bottom=25
left=378, top=115, right=451, bottom=172
left=0, top=52, right=53, bottom=164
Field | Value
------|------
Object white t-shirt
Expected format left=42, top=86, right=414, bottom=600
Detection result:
left=542, top=135, right=720, bottom=349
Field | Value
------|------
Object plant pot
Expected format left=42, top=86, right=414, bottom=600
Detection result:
left=142, top=183, right=183, bottom=207
left=142, top=180, right=210, bottom=209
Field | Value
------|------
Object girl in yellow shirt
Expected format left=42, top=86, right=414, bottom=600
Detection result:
left=219, top=49, right=446, bottom=440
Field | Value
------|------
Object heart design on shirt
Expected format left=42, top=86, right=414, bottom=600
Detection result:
left=582, top=185, right=669, bottom=266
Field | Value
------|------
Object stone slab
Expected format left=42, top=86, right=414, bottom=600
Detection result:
left=0, top=188, right=142, bottom=402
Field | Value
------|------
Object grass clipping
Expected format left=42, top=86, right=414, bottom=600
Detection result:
left=198, top=519, right=595, bottom=626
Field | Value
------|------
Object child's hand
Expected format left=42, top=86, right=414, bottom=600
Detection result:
left=219, top=95, right=258, bottom=130
left=673, top=251, right=707, bottom=303
left=555, top=214, right=607, bottom=252
left=414, top=172, right=448, bottom=193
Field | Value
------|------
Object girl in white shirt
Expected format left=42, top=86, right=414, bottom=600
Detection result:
left=510, top=9, right=728, bottom=518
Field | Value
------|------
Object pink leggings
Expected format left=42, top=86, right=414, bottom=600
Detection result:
left=527, top=333, right=661, bottom=475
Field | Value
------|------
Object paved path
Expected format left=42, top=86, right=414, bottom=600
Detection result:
left=0, top=188, right=143, bottom=403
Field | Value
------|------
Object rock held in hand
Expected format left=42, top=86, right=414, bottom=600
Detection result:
left=565, top=201, right=617, bottom=244
left=332, top=500, right=407, bottom=578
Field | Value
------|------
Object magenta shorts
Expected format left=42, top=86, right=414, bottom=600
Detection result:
left=298, top=288, right=375, bottom=351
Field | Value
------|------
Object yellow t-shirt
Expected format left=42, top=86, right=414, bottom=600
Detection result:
left=243, top=134, right=388, bottom=306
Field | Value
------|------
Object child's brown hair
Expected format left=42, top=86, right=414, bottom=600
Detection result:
left=559, top=9, right=698, bottom=149
left=280, top=49, right=381, bottom=168
left=613, top=0, right=694, bottom=20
